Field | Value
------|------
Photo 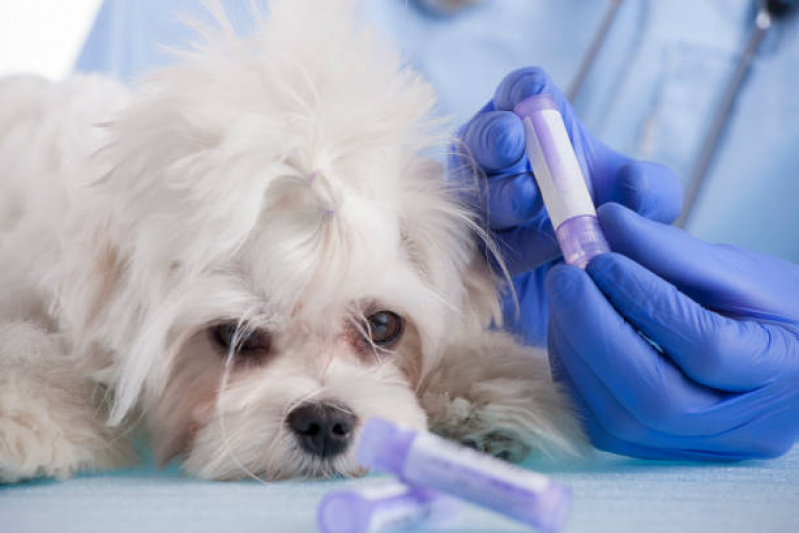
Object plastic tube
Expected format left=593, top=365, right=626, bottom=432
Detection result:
left=317, top=480, right=459, bottom=533
left=356, top=417, right=572, bottom=532
left=513, top=94, right=610, bottom=269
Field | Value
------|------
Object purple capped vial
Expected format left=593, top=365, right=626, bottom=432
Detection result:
left=513, top=94, right=610, bottom=269
left=317, top=480, right=459, bottom=533
left=357, top=418, right=572, bottom=533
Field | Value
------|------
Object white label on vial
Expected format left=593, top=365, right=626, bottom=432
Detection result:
left=402, top=433, right=550, bottom=517
left=356, top=481, right=413, bottom=501
left=366, top=499, right=431, bottom=533
left=524, top=111, right=596, bottom=228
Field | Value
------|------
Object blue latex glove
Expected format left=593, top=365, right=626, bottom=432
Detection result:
left=454, top=67, right=682, bottom=346
left=547, top=203, right=799, bottom=460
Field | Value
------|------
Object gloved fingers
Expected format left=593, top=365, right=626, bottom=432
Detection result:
left=491, top=67, right=595, bottom=179
left=608, top=161, right=683, bottom=224
left=548, top=316, right=654, bottom=445
left=550, top=318, right=717, bottom=459
left=597, top=202, right=726, bottom=294
left=493, top=216, right=560, bottom=276
left=491, top=67, right=634, bottom=197
left=482, top=160, right=680, bottom=231
left=582, top=415, right=758, bottom=461
left=587, top=252, right=792, bottom=391
left=546, top=264, right=730, bottom=436
left=567, top=378, right=794, bottom=460
left=550, top=315, right=780, bottom=458
left=550, top=334, right=676, bottom=460
left=493, top=67, right=572, bottom=118
left=484, top=172, right=543, bottom=230
left=460, top=110, right=528, bottom=175
left=455, top=110, right=541, bottom=231
left=461, top=69, right=687, bottom=242
left=547, top=324, right=651, bottom=458
left=491, top=67, right=685, bottom=226
left=597, top=202, right=799, bottom=324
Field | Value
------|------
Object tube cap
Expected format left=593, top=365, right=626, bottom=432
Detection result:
left=356, top=418, right=416, bottom=475
left=513, top=93, right=559, bottom=117
left=556, top=215, right=610, bottom=269
left=317, top=492, right=366, bottom=533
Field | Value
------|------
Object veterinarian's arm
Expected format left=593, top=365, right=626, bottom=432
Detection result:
left=454, top=67, right=682, bottom=345
left=546, top=203, right=799, bottom=460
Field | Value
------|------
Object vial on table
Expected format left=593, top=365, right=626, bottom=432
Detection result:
left=356, top=417, right=572, bottom=532
left=513, top=94, right=610, bottom=269
left=317, top=480, right=459, bottom=533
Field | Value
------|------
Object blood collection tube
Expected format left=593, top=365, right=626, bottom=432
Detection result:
left=357, top=417, right=572, bottom=532
left=317, top=480, right=459, bottom=533
left=514, top=94, right=610, bottom=269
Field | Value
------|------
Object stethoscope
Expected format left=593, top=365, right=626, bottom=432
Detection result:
left=567, top=0, right=797, bottom=227
left=418, top=0, right=796, bottom=224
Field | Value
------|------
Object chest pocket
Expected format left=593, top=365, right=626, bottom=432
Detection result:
left=637, top=36, right=799, bottom=190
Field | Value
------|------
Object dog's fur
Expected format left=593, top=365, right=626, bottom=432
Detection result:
left=0, top=0, right=584, bottom=483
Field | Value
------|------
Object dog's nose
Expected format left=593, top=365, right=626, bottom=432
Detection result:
left=287, top=403, right=357, bottom=458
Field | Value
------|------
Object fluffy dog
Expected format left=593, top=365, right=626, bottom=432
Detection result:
left=0, top=0, right=584, bottom=483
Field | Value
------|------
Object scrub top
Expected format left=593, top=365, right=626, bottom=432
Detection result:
left=75, top=0, right=799, bottom=263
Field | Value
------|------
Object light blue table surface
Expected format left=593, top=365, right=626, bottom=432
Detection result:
left=2, top=445, right=797, bottom=533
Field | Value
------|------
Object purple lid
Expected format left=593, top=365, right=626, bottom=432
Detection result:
left=555, top=215, right=610, bottom=269
left=317, top=492, right=366, bottom=533
left=356, top=418, right=416, bottom=475
left=513, top=94, right=559, bottom=119
left=523, top=482, right=573, bottom=533
left=317, top=482, right=460, bottom=533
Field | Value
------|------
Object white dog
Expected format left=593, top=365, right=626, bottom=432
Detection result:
left=0, top=0, right=584, bottom=483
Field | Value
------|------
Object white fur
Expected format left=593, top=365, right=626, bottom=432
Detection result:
left=0, top=0, right=585, bottom=482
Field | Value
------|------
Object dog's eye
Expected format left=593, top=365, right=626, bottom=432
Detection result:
left=365, top=311, right=403, bottom=347
left=210, top=322, right=271, bottom=363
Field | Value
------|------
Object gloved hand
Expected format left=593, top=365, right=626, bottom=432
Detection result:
left=454, top=67, right=682, bottom=346
left=547, top=203, right=799, bottom=460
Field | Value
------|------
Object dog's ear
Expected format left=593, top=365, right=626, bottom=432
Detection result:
left=459, top=252, right=503, bottom=333
left=48, top=221, right=129, bottom=345
left=397, top=156, right=503, bottom=337
left=147, top=340, right=221, bottom=467
left=48, top=212, right=172, bottom=425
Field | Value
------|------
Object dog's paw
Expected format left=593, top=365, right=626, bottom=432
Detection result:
left=0, top=405, right=135, bottom=483
left=423, top=393, right=532, bottom=462
left=0, top=322, right=135, bottom=483
left=0, top=416, right=76, bottom=482
left=420, top=331, right=589, bottom=460
left=461, top=430, right=531, bottom=463
left=0, top=401, right=134, bottom=483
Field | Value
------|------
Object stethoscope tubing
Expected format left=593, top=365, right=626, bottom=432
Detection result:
left=675, top=6, right=774, bottom=227
left=570, top=0, right=791, bottom=227
left=567, top=0, right=625, bottom=102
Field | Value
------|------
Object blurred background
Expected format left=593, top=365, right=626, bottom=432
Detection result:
left=0, top=1, right=101, bottom=79
left=0, top=0, right=796, bottom=263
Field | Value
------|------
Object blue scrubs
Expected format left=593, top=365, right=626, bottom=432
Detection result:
left=75, top=0, right=799, bottom=263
